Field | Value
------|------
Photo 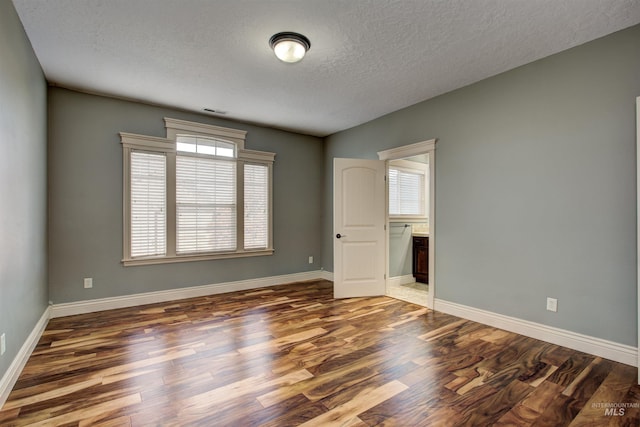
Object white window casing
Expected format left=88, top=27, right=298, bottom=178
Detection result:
left=120, top=119, right=274, bottom=266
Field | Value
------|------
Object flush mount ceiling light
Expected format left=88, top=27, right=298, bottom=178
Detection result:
left=269, top=32, right=311, bottom=63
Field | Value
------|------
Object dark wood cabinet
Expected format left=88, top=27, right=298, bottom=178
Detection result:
left=412, top=236, right=429, bottom=284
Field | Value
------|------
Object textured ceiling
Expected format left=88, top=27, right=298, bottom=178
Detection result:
left=12, top=0, right=640, bottom=137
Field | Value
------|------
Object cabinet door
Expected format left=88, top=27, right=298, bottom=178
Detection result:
left=412, top=237, right=429, bottom=284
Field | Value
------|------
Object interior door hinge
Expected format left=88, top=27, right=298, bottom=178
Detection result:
left=384, top=274, right=387, bottom=280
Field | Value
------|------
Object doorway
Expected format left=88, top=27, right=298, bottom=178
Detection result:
left=386, top=154, right=430, bottom=306
left=378, top=139, right=436, bottom=308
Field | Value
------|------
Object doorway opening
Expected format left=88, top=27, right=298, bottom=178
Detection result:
left=378, top=139, right=436, bottom=308
left=386, top=154, right=429, bottom=306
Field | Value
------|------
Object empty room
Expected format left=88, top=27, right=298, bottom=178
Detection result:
left=1, top=0, right=640, bottom=425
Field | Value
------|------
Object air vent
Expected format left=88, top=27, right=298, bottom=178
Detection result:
left=203, top=108, right=227, bottom=115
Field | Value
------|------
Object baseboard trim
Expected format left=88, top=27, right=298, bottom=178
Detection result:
left=388, top=274, right=415, bottom=287
left=50, top=270, right=326, bottom=318
left=320, top=270, right=334, bottom=282
left=0, top=307, right=50, bottom=408
left=434, top=298, right=637, bottom=367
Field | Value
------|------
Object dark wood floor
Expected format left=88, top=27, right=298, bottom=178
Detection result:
left=1, top=280, right=638, bottom=426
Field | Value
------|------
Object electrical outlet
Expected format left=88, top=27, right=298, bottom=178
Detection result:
left=84, top=277, right=93, bottom=289
left=546, top=297, right=558, bottom=312
left=308, top=256, right=313, bottom=264
left=1, top=333, right=6, bottom=355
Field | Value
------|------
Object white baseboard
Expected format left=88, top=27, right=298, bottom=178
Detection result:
left=50, top=270, right=326, bottom=318
left=0, top=307, right=50, bottom=408
left=320, top=270, right=334, bottom=282
left=434, top=298, right=637, bottom=367
left=388, top=274, right=415, bottom=287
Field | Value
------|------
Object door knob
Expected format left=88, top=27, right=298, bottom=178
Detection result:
left=336, top=233, right=346, bottom=239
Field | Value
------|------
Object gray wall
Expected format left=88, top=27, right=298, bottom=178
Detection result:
left=48, top=88, right=323, bottom=303
left=0, top=2, right=48, bottom=380
left=324, top=25, right=640, bottom=346
left=389, top=223, right=412, bottom=277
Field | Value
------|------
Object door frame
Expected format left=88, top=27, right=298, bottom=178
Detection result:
left=636, top=96, right=639, bottom=379
left=378, top=139, right=437, bottom=309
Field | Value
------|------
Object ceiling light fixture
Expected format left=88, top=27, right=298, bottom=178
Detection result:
left=269, top=32, right=311, bottom=63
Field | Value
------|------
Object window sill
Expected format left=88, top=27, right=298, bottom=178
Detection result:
left=122, top=248, right=274, bottom=266
left=389, top=216, right=428, bottom=222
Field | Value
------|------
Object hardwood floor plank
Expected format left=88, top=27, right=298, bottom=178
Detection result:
left=547, top=352, right=596, bottom=388
left=530, top=394, right=582, bottom=426
left=1, top=279, right=638, bottom=426
left=359, top=369, right=459, bottom=426
left=17, top=393, right=141, bottom=427
left=179, top=369, right=313, bottom=416
left=237, top=327, right=328, bottom=354
left=1, top=378, right=103, bottom=411
left=251, top=399, right=329, bottom=427
left=86, top=415, right=132, bottom=427
left=494, top=402, right=540, bottom=426
left=299, top=380, right=408, bottom=426
left=568, top=364, right=639, bottom=426
left=520, top=380, right=565, bottom=414
left=458, top=379, right=534, bottom=425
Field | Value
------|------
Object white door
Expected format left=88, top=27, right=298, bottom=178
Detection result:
left=333, top=158, right=386, bottom=298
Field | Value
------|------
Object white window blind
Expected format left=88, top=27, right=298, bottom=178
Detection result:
left=130, top=151, right=166, bottom=257
left=176, top=155, right=236, bottom=253
left=389, top=167, right=425, bottom=216
left=244, top=164, right=269, bottom=249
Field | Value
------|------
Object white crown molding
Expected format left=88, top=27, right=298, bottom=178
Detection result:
left=377, top=139, right=436, bottom=161
left=434, top=298, right=637, bottom=367
left=238, top=148, right=276, bottom=163
left=50, top=271, right=326, bottom=318
left=0, top=307, right=50, bottom=409
left=119, top=132, right=174, bottom=151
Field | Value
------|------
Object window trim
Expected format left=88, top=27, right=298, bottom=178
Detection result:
left=165, top=117, right=247, bottom=147
left=120, top=119, right=274, bottom=266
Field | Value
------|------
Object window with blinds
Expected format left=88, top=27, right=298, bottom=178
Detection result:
left=244, top=164, right=269, bottom=249
left=388, top=166, right=425, bottom=217
left=176, top=155, right=237, bottom=253
left=130, top=151, right=166, bottom=257
left=120, top=118, right=274, bottom=266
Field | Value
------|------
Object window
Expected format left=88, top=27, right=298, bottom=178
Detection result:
left=244, top=163, right=269, bottom=249
left=388, top=160, right=428, bottom=218
left=120, top=118, right=275, bottom=266
left=176, top=141, right=237, bottom=254
left=130, top=151, right=166, bottom=257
